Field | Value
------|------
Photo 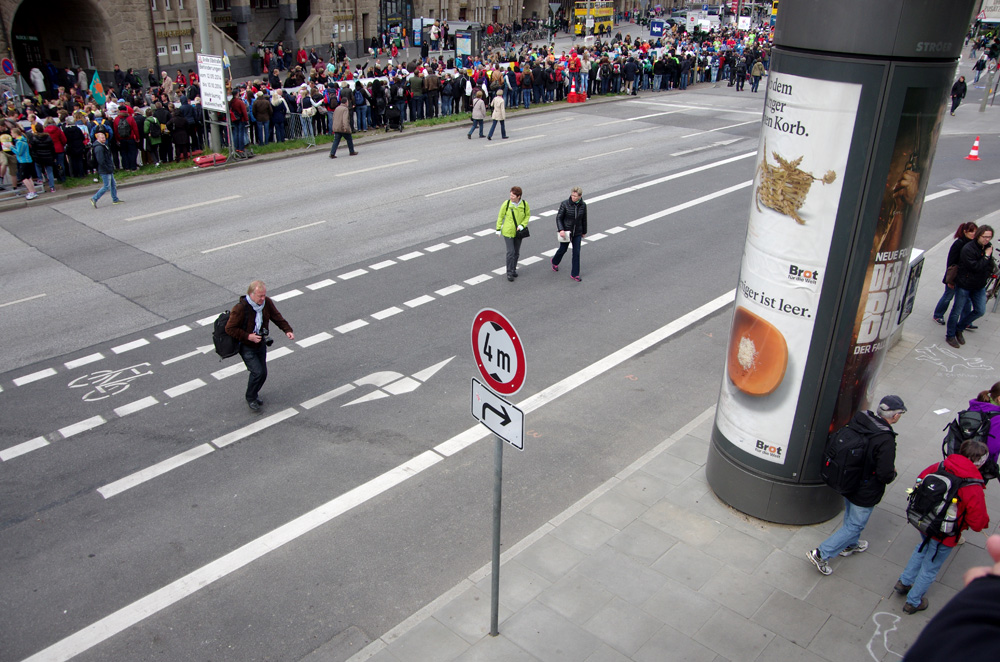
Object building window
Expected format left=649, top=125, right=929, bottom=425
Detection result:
left=151, top=0, right=156, bottom=10
left=84, top=46, right=95, bottom=68
left=184, top=42, right=193, bottom=53
left=67, top=46, right=79, bottom=67
left=171, top=44, right=180, bottom=54
left=165, top=0, right=171, bottom=9
left=158, top=45, right=168, bottom=56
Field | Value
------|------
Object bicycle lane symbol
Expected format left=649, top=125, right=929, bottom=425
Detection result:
left=68, top=363, right=154, bottom=402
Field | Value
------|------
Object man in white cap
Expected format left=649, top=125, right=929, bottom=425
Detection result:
left=807, top=394, right=906, bottom=576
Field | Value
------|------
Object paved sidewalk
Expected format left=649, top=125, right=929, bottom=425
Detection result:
left=323, top=225, right=1000, bottom=660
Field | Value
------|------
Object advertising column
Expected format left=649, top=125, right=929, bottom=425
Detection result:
left=706, top=0, right=977, bottom=524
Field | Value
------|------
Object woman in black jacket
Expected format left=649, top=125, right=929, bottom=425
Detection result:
left=28, top=124, right=56, bottom=191
left=947, top=224, right=996, bottom=347
left=934, top=222, right=977, bottom=324
left=166, top=111, right=190, bottom=160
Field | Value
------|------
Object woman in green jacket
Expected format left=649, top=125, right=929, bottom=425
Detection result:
left=496, top=185, right=530, bottom=281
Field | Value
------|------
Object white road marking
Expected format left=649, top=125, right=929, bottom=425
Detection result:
left=212, top=408, right=298, bottom=448
left=425, top=243, right=450, bottom=252
left=681, top=119, right=760, bottom=138
left=339, top=269, right=367, bottom=280
left=59, top=416, right=106, bottom=439
left=582, top=126, right=657, bottom=143
left=335, top=159, right=418, bottom=176
left=164, top=379, right=206, bottom=398
left=474, top=229, right=495, bottom=237
left=492, top=266, right=508, bottom=275
left=587, top=151, right=756, bottom=204
left=519, top=256, right=542, bottom=266
left=626, top=181, right=752, bottom=228
left=98, top=444, right=216, bottom=499
left=201, top=221, right=326, bottom=254
left=212, top=363, right=247, bottom=380
left=519, top=117, right=573, bottom=129
left=112, top=338, right=150, bottom=354
left=267, top=347, right=294, bottom=361
left=605, top=226, right=626, bottom=234
left=336, top=319, right=369, bottom=334
left=154, top=325, right=191, bottom=340
left=271, top=289, right=304, bottom=302
left=540, top=248, right=558, bottom=257
left=465, top=274, right=492, bottom=285
left=925, top=189, right=958, bottom=202
left=65, top=353, right=105, bottom=370
left=114, top=396, right=160, bottom=417
left=450, top=236, right=474, bottom=244
left=307, top=279, right=336, bottom=290
left=484, top=134, right=544, bottom=146
left=124, top=195, right=241, bottom=222
left=372, top=306, right=403, bottom=320
left=435, top=284, right=464, bottom=297
left=579, top=147, right=633, bottom=161
left=196, top=314, right=218, bottom=326
left=0, top=437, right=49, bottom=462
left=405, top=295, right=435, bottom=308
left=13, top=368, right=57, bottom=386
left=32, top=451, right=441, bottom=662
left=425, top=175, right=509, bottom=197
left=0, top=292, right=46, bottom=308
left=670, top=137, right=744, bottom=157
left=596, top=109, right=687, bottom=125
left=161, top=345, right=213, bottom=365
left=627, top=100, right=763, bottom=115
left=436, top=289, right=735, bottom=457
left=984, top=178, right=1000, bottom=185
left=297, top=332, right=333, bottom=348
left=934, top=408, right=951, bottom=415
left=398, top=251, right=423, bottom=261
left=539, top=210, right=557, bottom=216
left=370, top=260, right=397, bottom=270
left=300, top=384, right=356, bottom=409
left=585, top=233, right=607, bottom=241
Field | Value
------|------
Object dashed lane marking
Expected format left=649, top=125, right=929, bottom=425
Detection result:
left=13, top=368, right=57, bottom=387
left=297, top=332, right=333, bottom=348
left=271, top=289, right=304, bottom=302
left=164, top=379, right=206, bottom=398
left=155, top=325, right=191, bottom=340
left=0, top=437, right=49, bottom=462
left=585, top=233, right=608, bottom=241
left=595, top=109, right=687, bottom=125
left=59, top=416, right=106, bottom=439
left=372, top=307, right=403, bottom=320
left=519, top=256, right=542, bottom=266
left=335, top=159, right=418, bottom=176
left=425, top=243, right=450, bottom=252
left=626, top=181, right=753, bottom=228
left=582, top=126, right=657, bottom=143
left=65, top=353, right=105, bottom=370
left=451, top=236, right=475, bottom=244
left=98, top=444, right=216, bottom=499
left=338, top=269, right=368, bottom=280
left=579, top=148, right=633, bottom=161
left=307, top=279, right=336, bottom=290
left=425, top=175, right=510, bottom=198
left=300, top=384, right=355, bottom=409
left=398, top=251, right=424, bottom=261
left=605, top=226, right=626, bottom=234
left=0, top=292, right=46, bottom=308
left=212, top=363, right=246, bottom=380
left=267, top=347, right=294, bottom=362
left=196, top=314, right=217, bottom=326
left=114, top=396, right=159, bottom=417
left=212, top=408, right=298, bottom=448
left=201, top=221, right=326, bottom=254
left=435, top=284, right=464, bottom=297
left=124, top=195, right=241, bottom=222
left=492, top=267, right=507, bottom=275
left=370, top=260, right=397, bottom=270
left=539, top=210, right=557, bottom=217
left=161, top=346, right=212, bottom=365
left=484, top=134, right=545, bottom=146
left=336, top=319, right=369, bottom=334
left=464, top=274, right=492, bottom=285
left=404, top=295, right=435, bottom=308
left=681, top=119, right=760, bottom=139
left=473, top=229, right=495, bottom=237
left=111, top=339, right=150, bottom=354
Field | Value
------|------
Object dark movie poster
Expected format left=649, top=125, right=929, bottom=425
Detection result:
left=830, top=87, right=946, bottom=430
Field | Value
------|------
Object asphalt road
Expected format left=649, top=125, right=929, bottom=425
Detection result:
left=2, top=82, right=999, bottom=662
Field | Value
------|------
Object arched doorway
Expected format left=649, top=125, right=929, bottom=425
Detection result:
left=9, top=0, right=113, bottom=81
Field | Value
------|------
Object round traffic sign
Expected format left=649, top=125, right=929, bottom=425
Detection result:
left=471, top=308, right=526, bottom=395
left=1, top=59, right=13, bottom=76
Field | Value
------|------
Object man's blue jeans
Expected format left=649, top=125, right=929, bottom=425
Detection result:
left=232, top=121, right=246, bottom=151
left=947, top=286, right=987, bottom=337
left=91, top=173, right=118, bottom=203
left=899, top=538, right=953, bottom=608
left=239, top=342, right=267, bottom=403
left=521, top=89, right=531, bottom=108
left=817, top=499, right=873, bottom=561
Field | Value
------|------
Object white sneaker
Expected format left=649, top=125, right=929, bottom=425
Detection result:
left=25, top=192, right=37, bottom=200
left=839, top=540, right=869, bottom=556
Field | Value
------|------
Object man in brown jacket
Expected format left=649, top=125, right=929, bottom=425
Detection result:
left=328, top=99, right=358, bottom=158
left=251, top=90, right=273, bottom=145
left=225, top=280, right=294, bottom=412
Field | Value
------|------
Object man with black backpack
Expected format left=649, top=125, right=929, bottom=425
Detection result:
left=808, top=395, right=905, bottom=576
left=895, top=440, right=990, bottom=614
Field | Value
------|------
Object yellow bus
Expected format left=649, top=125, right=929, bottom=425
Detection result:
left=574, top=0, right=614, bottom=36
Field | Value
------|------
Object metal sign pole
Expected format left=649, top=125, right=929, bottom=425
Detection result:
left=489, top=433, right=503, bottom=636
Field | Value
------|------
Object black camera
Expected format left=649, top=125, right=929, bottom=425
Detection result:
left=260, top=327, right=274, bottom=346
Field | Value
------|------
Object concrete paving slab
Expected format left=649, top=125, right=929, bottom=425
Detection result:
left=584, top=489, right=649, bottom=530
left=641, top=499, right=727, bottom=548
left=751, top=591, right=830, bottom=648
left=512, top=535, right=587, bottom=584
left=535, top=567, right=615, bottom=625
left=703, top=527, right=774, bottom=574
left=698, top=566, right=775, bottom=619
left=651, top=540, right=724, bottom=591
left=803, top=574, right=887, bottom=628
left=753, top=548, right=824, bottom=601
left=757, top=635, right=830, bottom=662
left=631, top=623, right=719, bottom=662
left=500, top=601, right=603, bottom=662
left=641, top=576, right=722, bottom=638
left=383, top=616, right=472, bottom=662
left=574, top=546, right=667, bottom=606
left=605, top=519, right=678, bottom=565
left=432, top=586, right=513, bottom=645
left=693, top=606, right=776, bottom=662
left=551, top=511, right=622, bottom=553
left=472, top=559, right=551, bottom=612
left=582, top=597, right=664, bottom=657
left=612, top=470, right=676, bottom=507
left=455, top=636, right=541, bottom=662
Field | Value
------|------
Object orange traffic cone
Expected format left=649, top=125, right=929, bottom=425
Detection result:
left=966, top=136, right=981, bottom=161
